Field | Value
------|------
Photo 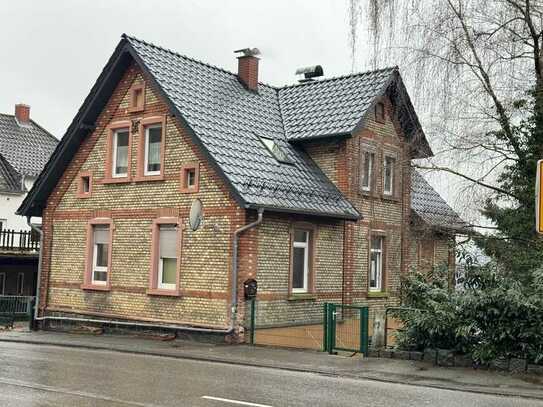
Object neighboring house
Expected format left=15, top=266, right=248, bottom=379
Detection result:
left=0, top=104, right=58, bottom=296
left=409, top=170, right=468, bottom=280
left=18, top=34, right=462, bottom=340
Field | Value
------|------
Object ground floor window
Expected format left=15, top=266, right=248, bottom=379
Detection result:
left=92, top=225, right=110, bottom=285
left=82, top=219, right=113, bottom=290
left=369, top=235, right=384, bottom=291
left=149, top=217, right=180, bottom=294
left=16, top=273, right=24, bottom=295
left=0, top=272, right=5, bottom=295
left=291, top=227, right=314, bottom=294
left=158, top=225, right=177, bottom=290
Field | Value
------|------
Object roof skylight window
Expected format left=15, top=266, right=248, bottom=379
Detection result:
left=259, top=136, right=292, bottom=164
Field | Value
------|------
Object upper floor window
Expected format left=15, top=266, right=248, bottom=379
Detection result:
left=77, top=171, right=92, bottom=198
left=144, top=124, right=162, bottom=176
left=375, top=102, right=385, bottom=123
left=369, top=235, right=384, bottom=292
left=180, top=163, right=200, bottom=193
left=113, top=129, right=129, bottom=178
left=129, top=82, right=145, bottom=112
left=383, top=155, right=396, bottom=196
left=361, top=151, right=375, bottom=192
left=137, top=116, right=166, bottom=180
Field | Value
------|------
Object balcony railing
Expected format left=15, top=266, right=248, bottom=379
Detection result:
left=0, top=229, right=39, bottom=252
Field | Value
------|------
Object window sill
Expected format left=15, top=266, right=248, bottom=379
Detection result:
left=81, top=283, right=111, bottom=292
left=288, top=293, right=317, bottom=301
left=381, top=194, right=400, bottom=203
left=367, top=291, right=389, bottom=298
left=76, top=194, right=91, bottom=199
left=101, top=177, right=132, bottom=185
left=147, top=288, right=181, bottom=297
left=128, top=106, right=144, bottom=113
left=180, top=187, right=199, bottom=194
left=133, top=174, right=165, bottom=183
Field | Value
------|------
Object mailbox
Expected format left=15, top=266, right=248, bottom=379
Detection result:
left=243, top=279, right=257, bottom=300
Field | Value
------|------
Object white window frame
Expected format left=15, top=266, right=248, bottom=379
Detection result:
left=81, top=176, right=90, bottom=193
left=292, top=230, right=310, bottom=294
left=16, top=272, right=24, bottom=295
left=112, top=129, right=129, bottom=178
left=361, top=151, right=375, bottom=192
left=0, top=272, right=5, bottom=295
left=158, top=225, right=177, bottom=290
left=369, top=236, right=384, bottom=292
left=186, top=168, right=196, bottom=188
left=144, top=124, right=162, bottom=176
left=383, top=155, right=395, bottom=196
left=92, top=233, right=109, bottom=286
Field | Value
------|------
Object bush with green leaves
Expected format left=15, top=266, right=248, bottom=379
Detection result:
left=395, top=263, right=543, bottom=364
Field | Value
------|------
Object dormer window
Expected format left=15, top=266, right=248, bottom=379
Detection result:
left=375, top=102, right=385, bottom=123
left=259, top=136, right=291, bottom=164
left=129, top=82, right=145, bottom=112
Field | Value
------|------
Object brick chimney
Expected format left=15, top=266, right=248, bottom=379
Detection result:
left=235, top=48, right=260, bottom=91
left=15, top=104, right=30, bottom=124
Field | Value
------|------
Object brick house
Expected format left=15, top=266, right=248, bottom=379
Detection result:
left=0, top=105, right=57, bottom=296
left=18, top=35, right=463, bottom=340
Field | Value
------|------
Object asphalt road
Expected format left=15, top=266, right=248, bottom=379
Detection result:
left=0, top=341, right=541, bottom=407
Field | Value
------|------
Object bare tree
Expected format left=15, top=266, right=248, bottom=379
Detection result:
left=349, top=0, right=543, bottom=214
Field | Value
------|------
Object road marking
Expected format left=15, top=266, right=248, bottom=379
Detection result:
left=202, top=395, right=273, bottom=407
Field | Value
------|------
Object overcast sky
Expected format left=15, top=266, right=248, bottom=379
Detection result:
left=1, top=1, right=468, bottom=220
left=1, top=0, right=360, bottom=137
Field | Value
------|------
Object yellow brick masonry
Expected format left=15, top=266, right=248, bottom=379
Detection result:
left=41, top=62, right=243, bottom=330
left=254, top=97, right=410, bottom=327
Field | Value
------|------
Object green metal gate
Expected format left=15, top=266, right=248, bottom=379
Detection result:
left=323, top=303, right=369, bottom=355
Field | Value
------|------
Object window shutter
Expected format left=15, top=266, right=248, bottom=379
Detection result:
left=93, top=226, right=109, bottom=244
left=159, top=226, right=177, bottom=258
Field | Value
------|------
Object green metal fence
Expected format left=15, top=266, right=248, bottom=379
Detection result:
left=323, top=303, right=369, bottom=356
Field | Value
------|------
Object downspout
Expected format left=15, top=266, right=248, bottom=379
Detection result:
left=26, top=216, right=43, bottom=322
left=230, top=208, right=264, bottom=333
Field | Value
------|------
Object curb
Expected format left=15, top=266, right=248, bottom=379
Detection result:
left=0, top=337, right=542, bottom=401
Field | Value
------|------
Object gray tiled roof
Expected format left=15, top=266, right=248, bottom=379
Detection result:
left=0, top=154, right=22, bottom=193
left=279, top=68, right=396, bottom=141
left=411, top=169, right=467, bottom=231
left=0, top=113, right=58, bottom=177
left=127, top=36, right=359, bottom=219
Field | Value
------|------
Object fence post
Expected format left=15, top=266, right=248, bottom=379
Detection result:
left=327, top=304, right=335, bottom=354
left=322, top=303, right=328, bottom=352
left=28, top=297, right=35, bottom=331
left=360, top=306, right=369, bottom=356
left=249, top=298, right=256, bottom=345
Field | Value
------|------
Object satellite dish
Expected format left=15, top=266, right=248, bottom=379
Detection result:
left=189, top=199, right=203, bottom=231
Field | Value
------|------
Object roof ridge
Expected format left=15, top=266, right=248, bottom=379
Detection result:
left=122, top=33, right=279, bottom=90
left=278, top=66, right=399, bottom=90
left=122, top=34, right=398, bottom=91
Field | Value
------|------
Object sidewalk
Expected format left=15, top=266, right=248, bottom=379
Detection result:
left=1, top=328, right=542, bottom=400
